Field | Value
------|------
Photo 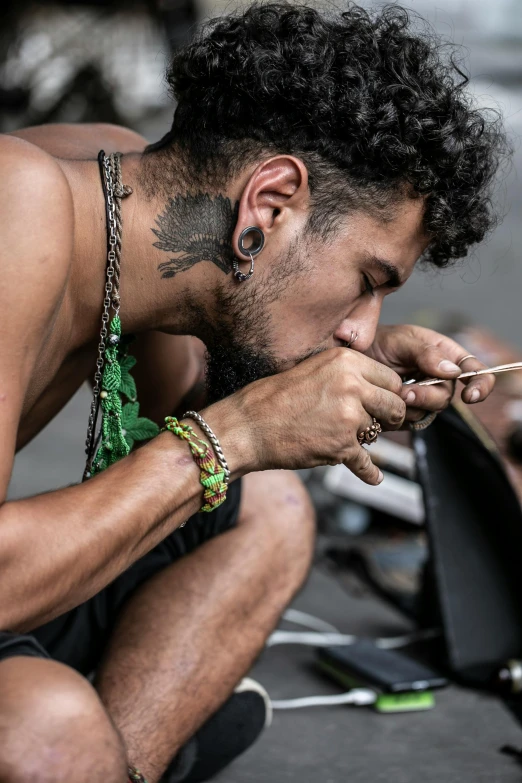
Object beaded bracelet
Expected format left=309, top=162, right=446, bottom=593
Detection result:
left=163, top=416, right=228, bottom=512
left=128, top=764, right=148, bottom=782
left=182, top=410, right=230, bottom=484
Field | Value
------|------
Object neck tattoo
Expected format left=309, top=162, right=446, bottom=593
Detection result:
left=152, top=193, right=239, bottom=278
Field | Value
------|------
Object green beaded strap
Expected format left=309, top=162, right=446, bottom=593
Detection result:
left=128, top=765, right=148, bottom=783
left=163, top=416, right=228, bottom=512
left=90, top=316, right=160, bottom=475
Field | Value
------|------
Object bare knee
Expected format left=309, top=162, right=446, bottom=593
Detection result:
left=0, top=657, right=127, bottom=783
left=240, top=470, right=316, bottom=590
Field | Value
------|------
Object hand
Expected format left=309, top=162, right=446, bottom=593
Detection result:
left=209, top=348, right=405, bottom=485
left=366, top=325, right=496, bottom=425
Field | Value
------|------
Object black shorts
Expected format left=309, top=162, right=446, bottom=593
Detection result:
left=0, top=479, right=242, bottom=675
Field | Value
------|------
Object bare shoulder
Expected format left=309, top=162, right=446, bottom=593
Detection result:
left=10, top=122, right=147, bottom=159
left=0, top=134, right=72, bottom=292
left=0, top=134, right=73, bottom=247
left=82, top=122, right=147, bottom=152
left=0, top=134, right=71, bottom=197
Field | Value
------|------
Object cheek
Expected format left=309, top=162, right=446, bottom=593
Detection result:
left=268, top=272, right=361, bottom=346
left=298, top=268, right=361, bottom=321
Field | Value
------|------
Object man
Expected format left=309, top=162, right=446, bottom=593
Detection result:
left=0, top=3, right=503, bottom=782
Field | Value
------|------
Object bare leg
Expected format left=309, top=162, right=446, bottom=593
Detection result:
left=95, top=470, right=315, bottom=783
left=0, top=657, right=127, bottom=783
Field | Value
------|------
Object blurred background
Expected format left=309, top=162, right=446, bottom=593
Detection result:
left=3, top=3, right=522, bottom=780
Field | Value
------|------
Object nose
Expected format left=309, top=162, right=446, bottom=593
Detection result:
left=334, top=297, right=383, bottom=352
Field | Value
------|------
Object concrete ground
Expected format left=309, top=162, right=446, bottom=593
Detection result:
left=233, top=569, right=522, bottom=783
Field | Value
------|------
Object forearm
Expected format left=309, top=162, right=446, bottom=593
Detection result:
left=0, top=403, right=252, bottom=632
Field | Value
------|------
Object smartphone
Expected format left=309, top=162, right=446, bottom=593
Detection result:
left=317, top=640, right=448, bottom=694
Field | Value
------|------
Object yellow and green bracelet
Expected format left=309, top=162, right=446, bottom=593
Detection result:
left=163, top=416, right=228, bottom=512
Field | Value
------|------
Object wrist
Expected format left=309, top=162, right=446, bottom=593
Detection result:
left=200, top=394, right=258, bottom=480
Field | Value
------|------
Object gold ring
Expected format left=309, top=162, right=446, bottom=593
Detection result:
left=458, top=354, right=476, bottom=367
left=357, top=418, right=382, bottom=446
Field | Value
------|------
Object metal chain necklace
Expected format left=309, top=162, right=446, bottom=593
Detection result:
left=83, top=151, right=159, bottom=480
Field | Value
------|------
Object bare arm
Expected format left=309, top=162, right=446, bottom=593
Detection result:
left=0, top=422, right=246, bottom=633
left=0, top=139, right=248, bottom=632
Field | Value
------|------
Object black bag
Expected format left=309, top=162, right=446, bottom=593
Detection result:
left=413, top=404, right=522, bottom=685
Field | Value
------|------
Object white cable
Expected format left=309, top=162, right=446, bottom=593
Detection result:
left=271, top=689, right=376, bottom=710
left=376, top=628, right=441, bottom=649
left=267, top=627, right=440, bottom=649
left=267, top=631, right=357, bottom=647
left=279, top=609, right=440, bottom=647
left=282, top=608, right=340, bottom=633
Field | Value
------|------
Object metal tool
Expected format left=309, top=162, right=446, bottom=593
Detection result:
left=403, top=362, right=522, bottom=387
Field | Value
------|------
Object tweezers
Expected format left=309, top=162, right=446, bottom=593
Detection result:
left=403, top=361, right=522, bottom=387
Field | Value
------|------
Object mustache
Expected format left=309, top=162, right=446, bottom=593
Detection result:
left=278, top=343, right=328, bottom=370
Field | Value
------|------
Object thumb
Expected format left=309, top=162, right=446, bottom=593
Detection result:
left=412, top=343, right=461, bottom=380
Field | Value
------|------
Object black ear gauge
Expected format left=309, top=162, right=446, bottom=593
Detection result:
left=238, top=226, right=265, bottom=257
left=233, top=226, right=265, bottom=282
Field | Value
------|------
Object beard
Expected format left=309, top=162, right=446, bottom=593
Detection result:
left=205, top=335, right=279, bottom=403
left=203, top=283, right=279, bottom=403
left=195, top=237, right=314, bottom=402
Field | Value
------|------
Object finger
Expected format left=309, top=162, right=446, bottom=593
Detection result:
left=456, top=355, right=496, bottom=404
left=410, top=343, right=462, bottom=380
left=386, top=332, right=463, bottom=381
left=404, top=407, right=430, bottom=423
left=402, top=380, right=455, bottom=412
left=402, top=337, right=497, bottom=398
left=344, top=445, right=384, bottom=486
left=353, top=352, right=403, bottom=395
left=362, top=384, right=406, bottom=431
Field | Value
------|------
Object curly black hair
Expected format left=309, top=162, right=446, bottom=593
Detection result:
left=148, top=2, right=508, bottom=266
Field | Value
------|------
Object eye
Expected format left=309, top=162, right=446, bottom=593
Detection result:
left=362, top=273, right=375, bottom=297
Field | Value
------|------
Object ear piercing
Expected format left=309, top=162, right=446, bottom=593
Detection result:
left=234, top=226, right=265, bottom=282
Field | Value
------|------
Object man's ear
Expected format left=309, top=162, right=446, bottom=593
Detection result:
left=232, top=156, right=309, bottom=254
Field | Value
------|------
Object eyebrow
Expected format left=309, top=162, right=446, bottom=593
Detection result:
left=369, top=257, right=404, bottom=289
